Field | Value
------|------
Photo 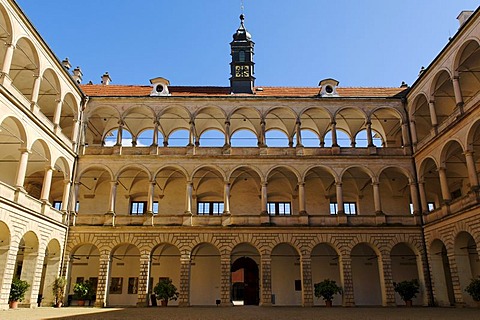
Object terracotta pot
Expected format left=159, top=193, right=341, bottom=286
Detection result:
left=405, top=300, right=413, bottom=307
left=77, top=300, right=86, bottom=306
left=9, top=301, right=19, bottom=309
left=325, top=300, right=333, bottom=307
left=161, top=300, right=168, bottom=307
left=55, top=301, right=63, bottom=308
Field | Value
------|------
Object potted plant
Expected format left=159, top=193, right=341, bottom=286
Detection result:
left=153, top=278, right=179, bottom=307
left=9, top=277, right=30, bottom=309
left=465, top=277, right=480, bottom=302
left=73, top=280, right=93, bottom=306
left=393, top=279, right=419, bottom=307
left=52, top=277, right=67, bottom=307
left=314, top=279, right=342, bottom=307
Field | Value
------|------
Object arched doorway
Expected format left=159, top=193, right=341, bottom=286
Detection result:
left=108, top=244, right=140, bottom=306
left=190, top=243, right=221, bottom=305
left=150, top=243, right=181, bottom=306
left=430, top=239, right=454, bottom=306
left=311, top=243, right=341, bottom=306
left=454, top=232, right=480, bottom=306
left=39, top=239, right=62, bottom=306
left=68, top=244, right=100, bottom=306
left=231, top=257, right=259, bottom=305
left=14, top=231, right=39, bottom=306
left=351, top=243, right=382, bottom=306
left=271, top=243, right=301, bottom=305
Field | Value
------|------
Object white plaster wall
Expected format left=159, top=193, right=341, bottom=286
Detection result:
left=190, top=246, right=220, bottom=305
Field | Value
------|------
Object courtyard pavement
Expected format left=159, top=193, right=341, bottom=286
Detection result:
left=1, top=306, right=480, bottom=320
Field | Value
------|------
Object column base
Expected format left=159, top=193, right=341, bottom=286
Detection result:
left=104, top=212, right=115, bottom=226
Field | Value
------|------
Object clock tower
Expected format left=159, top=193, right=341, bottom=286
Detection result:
left=230, top=14, right=255, bottom=94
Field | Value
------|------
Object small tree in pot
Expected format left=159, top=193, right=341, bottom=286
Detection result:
left=52, top=277, right=67, bottom=307
left=153, top=278, right=178, bottom=307
left=393, top=279, right=419, bottom=307
left=465, top=277, right=480, bottom=302
left=314, top=279, right=342, bottom=307
left=9, top=277, right=30, bottom=309
left=73, top=281, right=93, bottom=306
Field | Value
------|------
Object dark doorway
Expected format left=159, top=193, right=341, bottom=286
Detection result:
left=231, top=257, right=259, bottom=305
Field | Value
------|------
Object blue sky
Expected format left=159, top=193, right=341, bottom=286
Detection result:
left=16, top=0, right=479, bottom=88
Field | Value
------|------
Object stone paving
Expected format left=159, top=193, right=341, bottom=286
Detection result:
left=1, top=306, right=480, bottom=320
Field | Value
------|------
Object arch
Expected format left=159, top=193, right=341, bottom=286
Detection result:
left=84, top=105, right=121, bottom=146
left=158, top=106, right=191, bottom=143
left=103, top=127, right=133, bottom=147
left=11, top=37, right=40, bottom=99
left=430, top=69, right=456, bottom=126
left=334, top=107, right=367, bottom=143
left=294, top=129, right=321, bottom=147
left=14, top=231, right=40, bottom=306
left=190, top=242, right=221, bottom=305
left=350, top=242, right=382, bottom=305
left=429, top=239, right=454, bottom=306
left=76, top=165, right=114, bottom=215
left=264, top=107, right=297, bottom=142
left=311, top=243, right=341, bottom=306
left=411, top=93, right=432, bottom=143
left=150, top=243, right=181, bottom=306
left=24, top=139, right=52, bottom=200
left=116, top=165, right=152, bottom=215
left=440, top=140, right=468, bottom=201
left=324, top=128, right=352, bottom=147
left=355, top=129, right=383, bottom=148
left=0, top=4, right=13, bottom=72
left=199, top=128, right=225, bottom=147
left=229, top=107, right=261, bottom=142
left=304, top=166, right=337, bottom=215
left=454, top=231, right=480, bottom=306
left=454, top=38, right=480, bottom=105
left=378, top=167, right=413, bottom=216
left=271, top=243, right=301, bottom=305
left=418, top=157, right=442, bottom=210
left=0, top=221, right=11, bottom=295
left=68, top=243, right=100, bottom=306
left=0, top=116, right=28, bottom=185
left=192, top=165, right=225, bottom=207
left=60, top=92, right=79, bottom=140
left=229, top=166, right=263, bottom=215
left=299, top=107, right=332, bottom=144
left=37, top=68, right=61, bottom=124
left=166, top=128, right=190, bottom=147
left=122, top=105, right=156, bottom=145
left=137, top=128, right=163, bottom=147
left=39, top=239, right=63, bottom=306
left=265, top=129, right=289, bottom=147
left=194, top=106, right=226, bottom=139
left=108, top=243, right=141, bottom=306
left=230, top=128, right=258, bottom=147
left=266, top=166, right=301, bottom=215
left=231, top=243, right=261, bottom=305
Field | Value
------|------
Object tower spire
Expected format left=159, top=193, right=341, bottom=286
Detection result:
left=230, top=12, right=255, bottom=94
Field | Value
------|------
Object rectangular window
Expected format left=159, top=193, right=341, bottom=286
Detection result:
left=130, top=201, right=159, bottom=215
left=53, top=201, right=62, bottom=211
left=197, top=202, right=224, bottom=215
left=109, top=277, right=123, bottom=294
left=427, top=202, right=435, bottom=212
left=128, top=277, right=138, bottom=294
left=267, top=202, right=291, bottom=216
left=409, top=203, right=414, bottom=215
left=329, top=202, right=357, bottom=215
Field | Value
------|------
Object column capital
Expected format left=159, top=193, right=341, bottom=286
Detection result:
left=18, top=148, right=31, bottom=154
left=5, top=42, right=15, bottom=49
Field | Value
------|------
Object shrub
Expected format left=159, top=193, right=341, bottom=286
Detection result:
left=465, top=278, right=480, bottom=301
left=9, top=277, right=30, bottom=302
left=314, top=279, right=342, bottom=301
left=393, top=279, right=419, bottom=302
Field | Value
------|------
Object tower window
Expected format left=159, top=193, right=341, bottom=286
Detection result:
left=239, top=50, right=246, bottom=62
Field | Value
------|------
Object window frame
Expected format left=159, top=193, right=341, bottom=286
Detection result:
left=267, top=202, right=292, bottom=216
left=329, top=202, right=357, bottom=215
left=130, top=201, right=159, bottom=215
left=197, top=201, right=224, bottom=216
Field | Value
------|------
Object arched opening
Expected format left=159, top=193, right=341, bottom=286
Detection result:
left=431, top=70, right=456, bottom=125
left=0, top=6, right=13, bottom=72
left=37, top=69, right=60, bottom=124
left=311, top=243, right=341, bottom=306
left=371, top=108, right=403, bottom=147
left=24, top=140, right=50, bottom=201
left=419, top=158, right=442, bottom=211
left=324, top=129, right=351, bottom=147
left=229, top=167, right=262, bottom=215
left=429, top=239, right=454, bottom=306
left=304, top=167, right=336, bottom=215
left=39, top=239, right=62, bottom=306
left=469, top=121, right=480, bottom=186
left=378, top=167, right=412, bottom=215
left=355, top=129, right=383, bottom=147
left=155, top=166, right=187, bottom=215
left=295, top=129, right=320, bottom=147
left=265, top=129, right=289, bottom=147
left=190, top=243, right=221, bottom=305
left=60, top=93, right=78, bottom=141
left=266, top=167, right=298, bottom=216
left=14, top=231, right=39, bottom=306
left=454, top=232, right=480, bottom=306
left=199, top=129, right=225, bottom=147
left=230, top=129, right=258, bottom=147
left=123, top=106, right=155, bottom=147
left=271, top=243, right=301, bottom=305
left=300, top=107, right=331, bottom=147
left=137, top=129, right=164, bottom=147
left=77, top=167, right=112, bottom=218
left=335, top=108, right=366, bottom=148
left=49, top=157, right=70, bottom=211
left=192, top=167, right=224, bottom=215
left=456, top=40, right=480, bottom=106
left=265, top=107, right=296, bottom=147
left=411, top=94, right=432, bottom=143
left=117, top=166, right=150, bottom=217
left=0, top=221, right=11, bottom=294
left=442, top=141, right=469, bottom=201
left=390, top=243, right=423, bottom=306
left=351, top=243, right=382, bottom=305
left=0, top=116, right=27, bottom=185
left=151, top=243, right=180, bottom=306
left=104, top=128, right=133, bottom=147
left=159, top=107, right=190, bottom=147
left=341, top=167, right=373, bottom=215
left=11, top=37, right=39, bottom=100
left=84, top=106, right=120, bottom=146
left=231, top=243, right=260, bottom=306
left=108, top=244, right=140, bottom=306
left=167, top=129, right=189, bottom=147
left=68, top=244, right=100, bottom=306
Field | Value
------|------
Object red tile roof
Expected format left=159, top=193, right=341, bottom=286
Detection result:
left=80, top=84, right=407, bottom=98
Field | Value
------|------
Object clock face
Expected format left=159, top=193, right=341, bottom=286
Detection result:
left=235, top=65, right=249, bottom=78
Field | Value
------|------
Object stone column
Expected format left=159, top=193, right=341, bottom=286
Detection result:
left=372, top=181, right=382, bottom=214
left=452, top=76, right=464, bottom=110
left=223, top=182, right=231, bottom=214
left=71, top=119, right=80, bottom=150
left=464, top=151, right=479, bottom=189
left=438, top=167, right=451, bottom=203
left=401, top=123, right=410, bottom=148
left=340, top=254, right=354, bottom=306
left=409, top=182, right=421, bottom=215
left=115, top=120, right=124, bottom=146
left=258, top=120, right=266, bottom=147
left=107, top=181, right=117, bottom=213
left=260, top=256, right=272, bottom=306
left=224, top=121, right=231, bottom=148
left=185, top=181, right=193, bottom=214
left=30, top=74, right=42, bottom=105
left=298, top=182, right=306, bottom=214
left=428, top=100, right=438, bottom=128
left=336, top=182, right=344, bottom=214
left=261, top=182, right=268, bottom=214
left=366, top=121, right=374, bottom=147
left=151, top=121, right=159, bottom=146
left=1, top=43, right=15, bottom=75
left=446, top=250, right=465, bottom=306
left=14, top=148, right=30, bottom=190
left=95, top=254, right=111, bottom=307
left=40, top=165, right=54, bottom=203
left=295, top=120, right=303, bottom=147
left=331, top=121, right=339, bottom=147
left=418, top=181, right=428, bottom=213
left=410, top=118, right=418, bottom=146
left=301, top=255, right=313, bottom=306
left=144, top=181, right=155, bottom=226
left=60, top=179, right=71, bottom=211
left=136, top=254, right=151, bottom=307
left=53, top=98, right=63, bottom=129
left=178, top=254, right=191, bottom=307
left=220, top=255, right=231, bottom=305
left=379, top=254, right=396, bottom=306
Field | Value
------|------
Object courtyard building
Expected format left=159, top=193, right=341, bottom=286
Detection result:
left=0, top=0, right=479, bottom=309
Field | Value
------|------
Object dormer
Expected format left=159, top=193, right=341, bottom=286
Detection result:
left=319, top=78, right=339, bottom=97
left=150, top=77, right=171, bottom=96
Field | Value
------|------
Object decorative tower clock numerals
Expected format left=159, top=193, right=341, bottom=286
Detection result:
left=235, top=65, right=250, bottom=78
